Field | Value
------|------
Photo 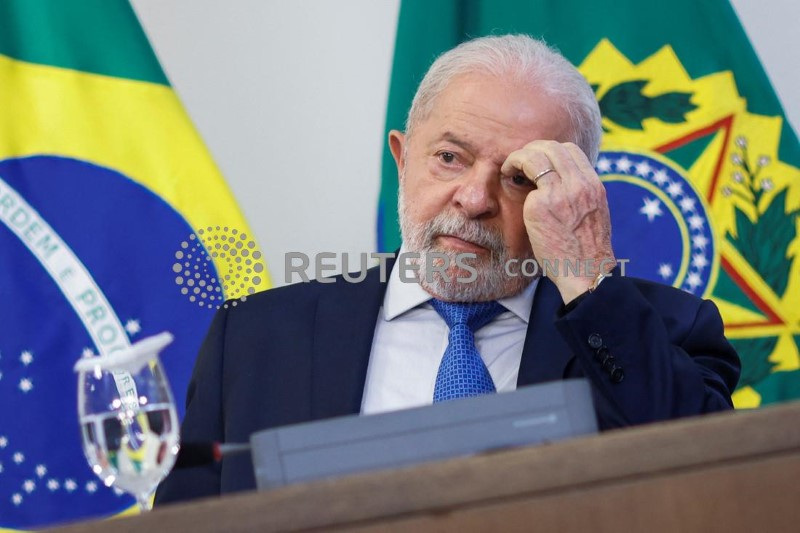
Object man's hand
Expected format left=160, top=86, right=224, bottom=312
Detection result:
left=501, top=140, right=616, bottom=304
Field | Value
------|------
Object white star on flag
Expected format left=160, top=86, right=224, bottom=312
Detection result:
left=12, top=493, right=22, bottom=506
left=19, top=350, right=33, bottom=365
left=658, top=263, right=674, bottom=280
left=596, top=157, right=612, bottom=172
left=616, top=156, right=633, bottom=172
left=86, top=481, right=98, bottom=493
left=688, top=215, right=705, bottom=230
left=666, top=181, right=684, bottom=198
left=0, top=462, right=4, bottom=473
left=19, top=378, right=33, bottom=393
left=640, top=197, right=664, bottom=222
left=0, top=436, right=8, bottom=448
left=692, top=253, right=709, bottom=269
left=35, top=464, right=47, bottom=477
left=64, top=479, right=77, bottom=492
left=686, top=272, right=703, bottom=289
left=692, top=234, right=709, bottom=250
left=635, top=160, right=652, bottom=176
left=47, top=479, right=60, bottom=491
left=652, top=169, right=669, bottom=185
left=679, top=197, right=697, bottom=212
left=22, top=479, right=35, bottom=493
left=13, top=452, right=24, bottom=464
left=81, top=347, right=95, bottom=358
left=125, top=319, right=141, bottom=335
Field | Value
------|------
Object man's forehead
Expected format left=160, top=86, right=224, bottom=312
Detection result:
left=419, top=117, right=567, bottom=160
left=437, top=131, right=478, bottom=151
left=429, top=129, right=535, bottom=165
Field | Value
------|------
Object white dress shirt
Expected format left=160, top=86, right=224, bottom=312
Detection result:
left=360, top=258, right=538, bottom=415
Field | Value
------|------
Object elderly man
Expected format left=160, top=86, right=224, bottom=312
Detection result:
left=156, top=34, right=739, bottom=503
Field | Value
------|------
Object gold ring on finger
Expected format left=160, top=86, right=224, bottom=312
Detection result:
left=532, top=167, right=556, bottom=186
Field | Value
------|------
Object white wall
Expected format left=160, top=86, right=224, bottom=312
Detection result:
left=730, top=0, right=800, bottom=136
left=131, top=0, right=399, bottom=286
left=131, top=0, right=800, bottom=287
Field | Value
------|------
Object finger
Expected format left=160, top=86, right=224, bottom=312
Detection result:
left=502, top=141, right=581, bottom=192
left=563, top=142, right=602, bottom=184
left=562, top=142, right=608, bottom=205
left=524, top=140, right=584, bottom=189
left=500, top=149, right=555, bottom=187
left=531, top=167, right=559, bottom=188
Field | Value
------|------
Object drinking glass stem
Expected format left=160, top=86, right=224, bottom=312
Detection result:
left=136, top=492, right=153, bottom=512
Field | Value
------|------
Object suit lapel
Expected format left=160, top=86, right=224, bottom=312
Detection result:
left=517, top=278, right=574, bottom=386
left=310, top=264, right=573, bottom=417
left=310, top=262, right=390, bottom=420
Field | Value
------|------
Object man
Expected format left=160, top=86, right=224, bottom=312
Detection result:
left=155, top=34, right=739, bottom=503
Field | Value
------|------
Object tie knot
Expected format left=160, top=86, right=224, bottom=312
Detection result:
left=429, top=299, right=505, bottom=332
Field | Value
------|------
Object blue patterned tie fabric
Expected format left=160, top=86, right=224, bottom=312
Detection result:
left=430, top=299, right=506, bottom=402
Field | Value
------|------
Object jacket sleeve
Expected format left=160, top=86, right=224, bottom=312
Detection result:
left=154, top=304, right=230, bottom=505
left=554, top=275, right=740, bottom=429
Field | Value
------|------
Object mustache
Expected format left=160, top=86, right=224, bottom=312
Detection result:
left=422, top=212, right=506, bottom=257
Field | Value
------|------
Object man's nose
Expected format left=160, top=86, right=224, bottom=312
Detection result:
left=451, top=165, right=499, bottom=219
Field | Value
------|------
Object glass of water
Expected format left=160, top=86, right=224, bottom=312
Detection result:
left=75, top=332, right=179, bottom=512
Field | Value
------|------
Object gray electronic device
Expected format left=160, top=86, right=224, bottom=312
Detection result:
left=250, top=379, right=598, bottom=490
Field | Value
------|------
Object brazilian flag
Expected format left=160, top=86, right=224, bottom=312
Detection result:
left=378, top=0, right=800, bottom=410
left=0, top=1, right=267, bottom=529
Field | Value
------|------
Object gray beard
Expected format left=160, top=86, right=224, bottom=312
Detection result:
left=397, top=184, right=536, bottom=302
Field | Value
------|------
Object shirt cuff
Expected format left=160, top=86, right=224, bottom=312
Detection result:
left=557, top=290, right=590, bottom=318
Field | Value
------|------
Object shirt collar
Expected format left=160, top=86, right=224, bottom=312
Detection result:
left=382, top=246, right=539, bottom=323
left=497, top=276, right=538, bottom=323
left=382, top=248, right=433, bottom=320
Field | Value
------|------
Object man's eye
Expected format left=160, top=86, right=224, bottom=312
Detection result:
left=438, top=151, right=456, bottom=164
left=511, top=174, right=532, bottom=187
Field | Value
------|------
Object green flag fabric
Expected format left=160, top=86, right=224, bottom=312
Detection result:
left=378, top=0, right=800, bottom=409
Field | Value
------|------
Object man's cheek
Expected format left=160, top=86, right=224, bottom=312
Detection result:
left=510, top=227, right=535, bottom=255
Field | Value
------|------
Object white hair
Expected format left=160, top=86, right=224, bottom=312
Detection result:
left=405, top=34, right=602, bottom=163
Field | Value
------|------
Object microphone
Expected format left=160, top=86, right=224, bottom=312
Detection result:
left=173, top=442, right=251, bottom=469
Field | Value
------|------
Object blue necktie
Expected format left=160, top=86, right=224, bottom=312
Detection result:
left=430, top=299, right=506, bottom=402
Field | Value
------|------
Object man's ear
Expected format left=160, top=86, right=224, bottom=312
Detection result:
left=388, top=130, right=406, bottom=181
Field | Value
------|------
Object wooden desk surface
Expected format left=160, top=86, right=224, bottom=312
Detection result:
left=51, top=402, right=800, bottom=532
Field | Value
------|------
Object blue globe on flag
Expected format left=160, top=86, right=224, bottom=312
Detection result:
left=0, top=156, right=218, bottom=528
left=596, top=150, right=717, bottom=296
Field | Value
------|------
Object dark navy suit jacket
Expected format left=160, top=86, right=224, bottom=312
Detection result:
left=155, top=266, right=739, bottom=504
